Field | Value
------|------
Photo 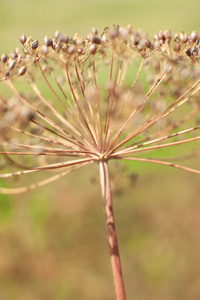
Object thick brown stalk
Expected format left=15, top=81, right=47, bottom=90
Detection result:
left=99, top=160, right=126, bottom=300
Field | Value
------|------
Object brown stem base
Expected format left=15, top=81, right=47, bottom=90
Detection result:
left=99, top=160, right=126, bottom=300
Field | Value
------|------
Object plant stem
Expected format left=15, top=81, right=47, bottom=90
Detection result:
left=99, top=160, right=126, bottom=300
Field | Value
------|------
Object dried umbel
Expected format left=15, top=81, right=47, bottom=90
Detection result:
left=1, top=25, right=200, bottom=300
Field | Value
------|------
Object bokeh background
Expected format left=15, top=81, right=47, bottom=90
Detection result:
left=1, top=0, right=200, bottom=299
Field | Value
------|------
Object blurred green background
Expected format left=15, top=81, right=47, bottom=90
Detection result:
left=1, top=0, right=200, bottom=299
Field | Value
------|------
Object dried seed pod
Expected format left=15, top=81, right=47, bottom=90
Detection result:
left=186, top=48, right=192, bottom=57
left=18, top=66, right=27, bottom=76
left=153, top=34, right=159, bottom=42
left=158, top=31, right=164, bottom=40
left=92, top=27, right=98, bottom=36
left=119, top=27, right=129, bottom=40
left=31, top=40, right=39, bottom=49
left=188, top=37, right=194, bottom=46
left=61, top=44, right=69, bottom=53
left=89, top=44, right=97, bottom=54
left=41, top=45, right=48, bottom=55
left=44, top=36, right=52, bottom=47
left=182, top=34, right=188, bottom=43
left=77, top=47, right=84, bottom=55
left=92, top=36, right=101, bottom=44
left=137, top=41, right=146, bottom=52
left=67, top=45, right=76, bottom=55
left=191, top=31, right=198, bottom=42
left=179, top=31, right=184, bottom=41
left=54, top=30, right=60, bottom=40
left=1, top=53, right=8, bottom=63
left=11, top=51, right=18, bottom=59
left=86, top=35, right=91, bottom=42
left=192, top=46, right=199, bottom=57
left=145, top=39, right=151, bottom=48
left=73, top=34, right=83, bottom=45
left=164, top=30, right=172, bottom=41
left=174, top=41, right=181, bottom=52
left=110, top=29, right=118, bottom=39
left=51, top=40, right=57, bottom=50
left=8, top=60, right=16, bottom=70
left=59, top=35, right=69, bottom=44
left=20, top=34, right=26, bottom=44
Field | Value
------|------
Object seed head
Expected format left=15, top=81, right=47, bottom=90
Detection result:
left=0, top=25, right=200, bottom=195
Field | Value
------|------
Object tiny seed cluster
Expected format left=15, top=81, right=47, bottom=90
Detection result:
left=1, top=27, right=200, bottom=81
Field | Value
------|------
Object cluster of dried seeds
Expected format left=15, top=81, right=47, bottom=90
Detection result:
left=0, top=25, right=200, bottom=193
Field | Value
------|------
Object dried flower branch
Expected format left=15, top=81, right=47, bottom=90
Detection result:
left=1, top=25, right=200, bottom=300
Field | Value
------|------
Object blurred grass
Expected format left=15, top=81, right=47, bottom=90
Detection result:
left=1, top=0, right=200, bottom=299
left=1, top=0, right=200, bottom=53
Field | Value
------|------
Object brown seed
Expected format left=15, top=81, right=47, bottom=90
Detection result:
left=92, top=27, right=98, bottom=36
left=92, top=36, right=101, bottom=44
left=77, top=47, right=84, bottom=55
left=153, top=34, right=159, bottom=42
left=182, top=34, right=188, bottom=43
left=89, top=44, right=97, bottom=54
left=44, top=36, right=52, bottom=47
left=31, top=40, right=39, bottom=49
left=164, top=30, right=172, bottom=41
left=137, top=42, right=145, bottom=52
left=192, top=46, right=199, bottom=57
left=67, top=45, right=76, bottom=55
left=51, top=40, right=57, bottom=50
left=158, top=31, right=164, bottom=40
left=8, top=60, right=16, bottom=70
left=110, top=29, right=118, bottom=39
left=188, top=37, right=194, bottom=46
left=20, top=34, right=26, bottom=44
left=18, top=66, right=27, bottom=76
left=41, top=45, right=48, bottom=55
left=61, top=44, right=69, bottom=53
left=1, top=53, right=8, bottom=63
left=11, top=51, right=18, bottom=59
left=59, top=35, right=69, bottom=44
left=191, top=31, right=198, bottom=42
left=54, top=30, right=60, bottom=40
left=186, top=48, right=191, bottom=57
left=174, top=42, right=181, bottom=52
left=145, top=39, right=151, bottom=48
left=119, top=27, right=129, bottom=40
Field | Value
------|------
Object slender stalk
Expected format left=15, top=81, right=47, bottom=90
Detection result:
left=99, top=160, right=126, bottom=300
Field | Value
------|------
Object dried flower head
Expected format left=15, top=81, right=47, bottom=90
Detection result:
left=1, top=25, right=200, bottom=300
